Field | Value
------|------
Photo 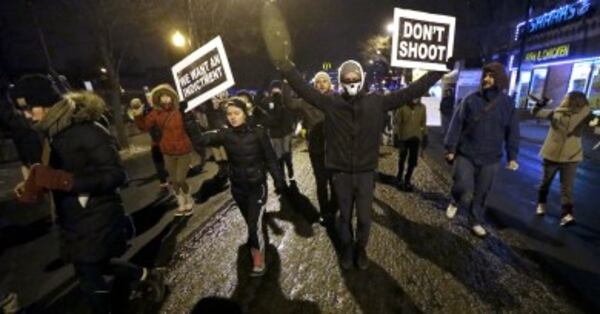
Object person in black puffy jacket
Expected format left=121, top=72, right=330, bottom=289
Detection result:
left=194, top=97, right=286, bottom=277
left=15, top=91, right=165, bottom=314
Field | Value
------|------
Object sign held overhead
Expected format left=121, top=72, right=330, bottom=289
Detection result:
left=390, top=8, right=456, bottom=71
left=172, top=36, right=235, bottom=112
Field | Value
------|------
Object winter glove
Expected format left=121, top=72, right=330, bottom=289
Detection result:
left=15, top=177, right=45, bottom=204
left=446, top=57, right=456, bottom=71
left=274, top=181, right=287, bottom=195
left=32, top=165, right=74, bottom=191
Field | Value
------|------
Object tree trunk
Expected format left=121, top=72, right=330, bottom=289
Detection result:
left=107, top=68, right=130, bottom=149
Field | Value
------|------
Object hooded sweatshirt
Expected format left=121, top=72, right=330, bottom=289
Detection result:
left=444, top=62, right=520, bottom=165
left=135, top=84, right=193, bottom=155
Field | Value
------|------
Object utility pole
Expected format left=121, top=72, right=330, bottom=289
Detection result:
left=27, top=0, right=58, bottom=77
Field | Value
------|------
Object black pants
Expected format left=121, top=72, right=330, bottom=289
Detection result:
left=397, top=138, right=420, bottom=184
left=332, top=171, right=374, bottom=249
left=151, top=145, right=168, bottom=183
left=537, top=159, right=578, bottom=211
left=280, top=153, right=294, bottom=180
left=231, top=182, right=268, bottom=252
left=73, top=259, right=143, bottom=314
left=308, top=128, right=335, bottom=216
left=451, top=155, right=499, bottom=224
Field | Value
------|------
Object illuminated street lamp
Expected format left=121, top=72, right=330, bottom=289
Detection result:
left=386, top=22, right=395, bottom=34
left=100, top=67, right=107, bottom=74
left=171, top=30, right=188, bottom=48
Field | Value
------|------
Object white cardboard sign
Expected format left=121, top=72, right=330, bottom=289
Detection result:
left=391, top=8, right=456, bottom=71
left=171, top=36, right=235, bottom=112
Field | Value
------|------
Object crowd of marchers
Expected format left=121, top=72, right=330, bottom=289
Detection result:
left=2, top=19, right=600, bottom=314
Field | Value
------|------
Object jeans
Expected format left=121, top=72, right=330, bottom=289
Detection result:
left=451, top=155, right=499, bottom=225
left=537, top=159, right=578, bottom=208
left=73, top=260, right=143, bottom=314
left=332, top=171, right=374, bottom=249
left=231, top=182, right=268, bottom=252
left=397, top=138, right=420, bottom=184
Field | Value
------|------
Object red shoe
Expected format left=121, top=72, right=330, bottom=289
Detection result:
left=250, top=248, right=266, bottom=277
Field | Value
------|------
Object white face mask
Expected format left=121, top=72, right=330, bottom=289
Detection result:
left=342, top=82, right=361, bottom=96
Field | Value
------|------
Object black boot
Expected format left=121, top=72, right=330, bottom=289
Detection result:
left=131, top=268, right=167, bottom=303
left=340, top=245, right=353, bottom=270
left=356, top=246, right=369, bottom=270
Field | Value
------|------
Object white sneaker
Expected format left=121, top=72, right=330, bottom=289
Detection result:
left=472, top=225, right=487, bottom=237
left=560, top=214, right=574, bottom=227
left=535, top=203, right=545, bottom=216
left=446, top=203, right=458, bottom=219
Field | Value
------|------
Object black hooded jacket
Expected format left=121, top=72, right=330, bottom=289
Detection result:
left=257, top=94, right=296, bottom=138
left=283, top=68, right=443, bottom=172
left=194, top=124, right=285, bottom=188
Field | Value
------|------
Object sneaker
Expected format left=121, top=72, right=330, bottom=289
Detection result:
left=446, top=203, right=458, bottom=219
left=472, top=225, right=487, bottom=237
left=250, top=248, right=266, bottom=277
left=159, top=181, right=169, bottom=188
left=356, top=246, right=369, bottom=270
left=340, top=245, right=353, bottom=270
left=560, top=214, right=575, bottom=227
left=130, top=268, right=166, bottom=302
left=535, top=203, right=545, bottom=216
left=174, top=208, right=193, bottom=217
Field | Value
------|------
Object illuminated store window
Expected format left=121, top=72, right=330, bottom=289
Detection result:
left=528, top=68, right=548, bottom=108
left=568, top=62, right=593, bottom=93
left=516, top=71, right=531, bottom=108
left=587, top=62, right=600, bottom=109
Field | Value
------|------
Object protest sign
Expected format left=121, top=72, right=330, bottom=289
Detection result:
left=390, top=8, right=456, bottom=71
left=171, top=36, right=235, bottom=111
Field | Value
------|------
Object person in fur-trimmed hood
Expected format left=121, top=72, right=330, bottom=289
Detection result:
left=444, top=62, right=520, bottom=237
left=532, top=91, right=599, bottom=226
left=132, top=83, right=197, bottom=216
left=15, top=91, right=165, bottom=314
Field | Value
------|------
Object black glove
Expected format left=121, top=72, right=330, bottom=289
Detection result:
left=446, top=57, right=456, bottom=71
left=274, top=181, right=287, bottom=195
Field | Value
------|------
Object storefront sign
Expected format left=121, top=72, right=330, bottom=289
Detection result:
left=390, top=8, right=455, bottom=71
left=171, top=36, right=235, bottom=112
left=516, top=0, right=592, bottom=39
left=525, top=44, right=571, bottom=63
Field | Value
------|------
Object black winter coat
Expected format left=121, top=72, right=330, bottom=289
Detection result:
left=257, top=95, right=296, bottom=138
left=284, top=69, right=443, bottom=172
left=195, top=124, right=285, bottom=188
left=50, top=121, right=127, bottom=263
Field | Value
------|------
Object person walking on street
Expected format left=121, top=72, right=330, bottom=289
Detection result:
left=132, top=84, right=196, bottom=216
left=129, top=98, right=168, bottom=188
left=259, top=81, right=297, bottom=184
left=440, top=88, right=455, bottom=135
left=444, top=62, right=520, bottom=237
left=532, top=91, right=599, bottom=226
left=14, top=91, right=165, bottom=314
left=261, top=8, right=447, bottom=269
left=193, top=97, right=287, bottom=276
left=283, top=71, right=336, bottom=225
left=394, top=98, right=428, bottom=192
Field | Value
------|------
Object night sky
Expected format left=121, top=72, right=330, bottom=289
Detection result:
left=0, top=0, right=527, bottom=89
